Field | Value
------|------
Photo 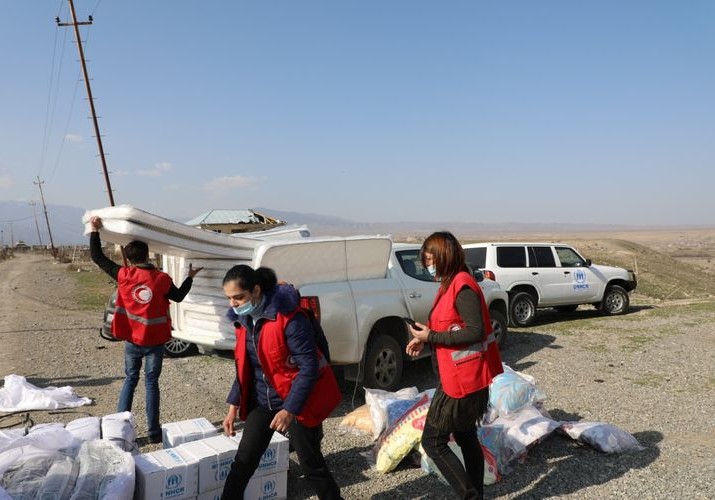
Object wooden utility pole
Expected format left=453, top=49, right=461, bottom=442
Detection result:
left=56, top=0, right=116, bottom=206
left=29, top=201, right=44, bottom=246
left=34, top=177, right=57, bottom=257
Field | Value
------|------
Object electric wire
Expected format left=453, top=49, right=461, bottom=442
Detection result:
left=37, top=21, right=62, bottom=176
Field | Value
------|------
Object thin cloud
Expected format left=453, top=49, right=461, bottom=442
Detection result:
left=137, top=161, right=172, bottom=177
left=204, top=175, right=259, bottom=192
left=65, top=133, right=84, bottom=144
left=113, top=169, right=130, bottom=176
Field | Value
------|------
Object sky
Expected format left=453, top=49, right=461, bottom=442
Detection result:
left=1, top=1, right=714, bottom=227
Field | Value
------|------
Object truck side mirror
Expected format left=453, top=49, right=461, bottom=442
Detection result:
left=473, top=269, right=485, bottom=282
left=585, top=259, right=592, bottom=267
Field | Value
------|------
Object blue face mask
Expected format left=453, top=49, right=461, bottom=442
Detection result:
left=232, top=301, right=255, bottom=316
left=427, top=265, right=437, bottom=277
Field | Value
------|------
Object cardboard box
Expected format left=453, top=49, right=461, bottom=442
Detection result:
left=197, top=471, right=287, bottom=500
left=231, top=431, right=289, bottom=477
left=134, top=447, right=199, bottom=499
left=177, top=435, right=237, bottom=493
left=162, top=418, right=218, bottom=448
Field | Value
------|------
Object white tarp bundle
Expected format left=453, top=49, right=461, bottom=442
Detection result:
left=0, top=375, right=92, bottom=412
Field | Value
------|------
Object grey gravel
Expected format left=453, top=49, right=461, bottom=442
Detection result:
left=1, top=254, right=714, bottom=499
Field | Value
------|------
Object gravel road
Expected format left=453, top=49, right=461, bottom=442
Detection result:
left=1, top=254, right=714, bottom=499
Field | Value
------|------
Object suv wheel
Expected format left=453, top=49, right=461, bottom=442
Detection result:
left=510, top=292, right=536, bottom=327
left=602, top=285, right=629, bottom=315
left=164, top=337, right=197, bottom=358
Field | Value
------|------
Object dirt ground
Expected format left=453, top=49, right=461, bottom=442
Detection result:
left=1, top=250, right=715, bottom=498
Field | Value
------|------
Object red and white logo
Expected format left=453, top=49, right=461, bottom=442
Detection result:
left=131, top=284, right=153, bottom=304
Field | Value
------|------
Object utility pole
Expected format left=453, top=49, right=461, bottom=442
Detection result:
left=8, top=223, right=14, bottom=248
left=34, top=177, right=57, bottom=258
left=29, top=201, right=44, bottom=246
left=56, top=0, right=116, bottom=206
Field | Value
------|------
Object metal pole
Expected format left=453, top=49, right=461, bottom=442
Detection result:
left=58, top=0, right=115, bottom=206
left=34, top=176, right=57, bottom=258
left=30, top=201, right=44, bottom=246
left=8, top=223, right=13, bottom=248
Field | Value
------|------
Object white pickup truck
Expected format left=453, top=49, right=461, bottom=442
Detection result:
left=87, top=205, right=508, bottom=391
left=164, top=239, right=508, bottom=391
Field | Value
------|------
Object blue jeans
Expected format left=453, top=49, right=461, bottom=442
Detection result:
left=117, top=342, right=164, bottom=438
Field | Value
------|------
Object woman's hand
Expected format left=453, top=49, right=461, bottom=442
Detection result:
left=406, top=337, right=424, bottom=358
left=223, top=404, right=238, bottom=436
left=409, top=322, right=429, bottom=342
left=270, top=409, right=294, bottom=434
left=89, top=216, right=103, bottom=231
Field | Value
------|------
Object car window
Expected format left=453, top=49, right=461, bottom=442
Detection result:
left=464, top=247, right=486, bottom=269
left=555, top=247, right=587, bottom=267
left=496, top=246, right=527, bottom=268
left=396, top=250, right=433, bottom=282
left=528, top=246, right=556, bottom=268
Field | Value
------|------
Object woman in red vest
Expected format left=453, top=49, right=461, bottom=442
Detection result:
left=220, top=265, right=342, bottom=500
left=406, top=231, right=503, bottom=499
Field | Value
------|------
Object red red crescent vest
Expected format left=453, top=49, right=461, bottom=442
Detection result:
left=234, top=309, right=342, bottom=427
left=112, top=266, right=173, bottom=346
left=428, top=271, right=503, bottom=398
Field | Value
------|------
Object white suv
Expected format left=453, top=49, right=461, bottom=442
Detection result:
left=462, top=243, right=637, bottom=327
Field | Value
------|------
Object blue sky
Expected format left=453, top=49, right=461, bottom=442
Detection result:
left=1, top=1, right=714, bottom=226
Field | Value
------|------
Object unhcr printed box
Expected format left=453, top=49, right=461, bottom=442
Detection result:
left=231, top=431, right=289, bottom=477
left=177, top=435, right=237, bottom=493
left=196, top=471, right=287, bottom=500
left=134, top=447, right=199, bottom=499
left=162, top=417, right=218, bottom=448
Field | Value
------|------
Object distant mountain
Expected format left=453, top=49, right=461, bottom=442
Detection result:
left=0, top=201, right=86, bottom=246
left=2, top=201, right=708, bottom=247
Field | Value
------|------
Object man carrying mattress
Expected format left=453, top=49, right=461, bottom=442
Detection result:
left=89, top=216, right=203, bottom=443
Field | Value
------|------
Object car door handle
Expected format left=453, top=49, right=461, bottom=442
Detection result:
left=563, top=271, right=571, bottom=275
left=531, top=272, right=539, bottom=275
left=409, top=292, right=422, bottom=298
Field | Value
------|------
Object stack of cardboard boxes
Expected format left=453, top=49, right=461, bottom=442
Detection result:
left=134, top=418, right=289, bottom=500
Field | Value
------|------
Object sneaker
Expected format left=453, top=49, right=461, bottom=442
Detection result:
left=148, top=434, right=162, bottom=444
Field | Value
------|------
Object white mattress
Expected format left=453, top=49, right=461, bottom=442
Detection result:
left=82, top=205, right=310, bottom=258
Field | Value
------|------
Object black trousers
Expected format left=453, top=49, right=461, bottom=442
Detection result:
left=221, top=406, right=341, bottom=500
left=422, top=420, right=485, bottom=500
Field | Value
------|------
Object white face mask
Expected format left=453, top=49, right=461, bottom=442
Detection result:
left=427, top=265, right=437, bottom=277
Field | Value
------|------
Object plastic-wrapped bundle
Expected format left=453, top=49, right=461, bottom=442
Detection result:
left=1, top=452, right=65, bottom=500
left=37, top=455, right=79, bottom=500
left=69, top=440, right=134, bottom=500
left=100, top=412, right=138, bottom=454
left=65, top=417, right=101, bottom=443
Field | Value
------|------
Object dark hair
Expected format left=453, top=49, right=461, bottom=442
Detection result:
left=124, top=240, right=149, bottom=264
left=421, top=231, right=468, bottom=291
left=222, top=265, right=277, bottom=294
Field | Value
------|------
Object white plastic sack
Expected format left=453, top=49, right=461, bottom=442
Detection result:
left=0, top=423, right=78, bottom=455
left=560, top=421, right=645, bottom=453
left=0, top=375, right=92, bottom=412
left=364, top=386, right=419, bottom=440
left=101, top=412, right=138, bottom=454
left=65, top=417, right=101, bottom=442
left=488, top=365, right=546, bottom=418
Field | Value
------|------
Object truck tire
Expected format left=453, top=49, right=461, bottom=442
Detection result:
left=363, top=332, right=403, bottom=392
left=602, top=285, right=629, bottom=315
left=164, top=337, right=197, bottom=358
left=489, top=309, right=508, bottom=346
left=509, top=291, right=536, bottom=327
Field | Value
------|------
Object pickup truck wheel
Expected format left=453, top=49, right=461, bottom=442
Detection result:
left=363, top=333, right=403, bottom=392
left=510, top=292, right=536, bottom=327
left=602, top=285, right=629, bottom=315
left=164, top=337, right=197, bottom=358
left=489, top=309, right=508, bottom=346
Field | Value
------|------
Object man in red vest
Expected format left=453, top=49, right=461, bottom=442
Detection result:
left=89, top=216, right=202, bottom=443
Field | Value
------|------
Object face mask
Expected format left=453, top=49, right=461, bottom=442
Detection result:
left=232, top=301, right=255, bottom=316
left=427, top=265, right=437, bottom=277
